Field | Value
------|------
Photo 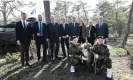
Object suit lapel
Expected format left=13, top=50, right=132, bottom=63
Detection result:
left=21, top=21, right=28, bottom=29
left=20, top=21, right=25, bottom=29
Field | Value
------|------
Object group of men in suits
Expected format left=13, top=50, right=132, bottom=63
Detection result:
left=15, top=13, right=109, bottom=67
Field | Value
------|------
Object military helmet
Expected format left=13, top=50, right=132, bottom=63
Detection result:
left=71, top=36, right=77, bottom=41
left=97, top=36, right=104, bottom=39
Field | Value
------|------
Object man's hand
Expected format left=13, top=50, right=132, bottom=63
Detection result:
left=37, top=33, right=40, bottom=36
left=17, top=40, right=21, bottom=46
left=46, top=38, right=49, bottom=42
left=66, top=35, right=69, bottom=38
left=59, top=37, right=61, bottom=40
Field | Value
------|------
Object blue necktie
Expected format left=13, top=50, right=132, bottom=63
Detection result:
left=100, top=23, right=102, bottom=27
left=40, top=22, right=43, bottom=36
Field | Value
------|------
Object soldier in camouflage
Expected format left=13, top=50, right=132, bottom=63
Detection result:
left=68, top=37, right=82, bottom=73
left=92, top=36, right=112, bottom=80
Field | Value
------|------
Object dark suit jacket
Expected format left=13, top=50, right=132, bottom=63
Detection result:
left=15, top=21, right=33, bottom=44
left=86, top=26, right=96, bottom=38
left=96, top=23, right=109, bottom=38
left=59, top=23, right=70, bottom=37
left=33, top=21, right=48, bottom=41
left=69, top=22, right=80, bottom=37
left=47, top=22, right=60, bottom=40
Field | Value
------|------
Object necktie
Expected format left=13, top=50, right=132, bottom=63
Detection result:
left=52, top=23, right=54, bottom=26
left=100, top=23, right=102, bottom=27
left=63, top=24, right=65, bottom=30
left=73, top=23, right=75, bottom=27
left=40, top=21, right=42, bottom=36
left=23, top=21, right=26, bottom=29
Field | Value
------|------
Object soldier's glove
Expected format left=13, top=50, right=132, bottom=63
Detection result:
left=94, top=54, right=99, bottom=59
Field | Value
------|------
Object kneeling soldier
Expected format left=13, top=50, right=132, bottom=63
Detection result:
left=68, top=37, right=82, bottom=73
left=92, top=36, right=112, bottom=80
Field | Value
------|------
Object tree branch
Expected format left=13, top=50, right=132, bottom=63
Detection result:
left=6, top=3, right=15, bottom=18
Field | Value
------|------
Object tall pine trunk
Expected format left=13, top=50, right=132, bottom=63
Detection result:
left=120, top=1, right=133, bottom=48
left=43, top=0, right=51, bottom=24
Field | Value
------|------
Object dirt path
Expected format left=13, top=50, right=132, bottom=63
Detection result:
left=0, top=42, right=133, bottom=80
left=108, top=44, right=133, bottom=80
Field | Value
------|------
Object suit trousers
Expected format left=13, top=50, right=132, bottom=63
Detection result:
left=35, top=37, right=48, bottom=61
left=19, top=43, right=30, bottom=65
left=61, top=37, right=69, bottom=57
left=49, top=39, right=59, bottom=58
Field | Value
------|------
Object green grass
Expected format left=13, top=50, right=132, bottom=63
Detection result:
left=123, top=76, right=133, bottom=80
left=114, top=48, right=127, bottom=56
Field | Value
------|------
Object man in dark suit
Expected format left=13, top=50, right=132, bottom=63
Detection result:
left=69, top=17, right=80, bottom=38
left=47, top=16, right=61, bottom=60
left=15, top=13, right=33, bottom=66
left=59, top=18, right=70, bottom=58
left=33, top=15, right=48, bottom=62
left=95, top=16, right=109, bottom=44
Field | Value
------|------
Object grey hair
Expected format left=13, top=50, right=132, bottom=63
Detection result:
left=98, top=16, right=103, bottom=19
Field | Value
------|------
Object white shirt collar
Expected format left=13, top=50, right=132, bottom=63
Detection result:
left=38, top=20, right=43, bottom=23
left=21, top=20, right=27, bottom=28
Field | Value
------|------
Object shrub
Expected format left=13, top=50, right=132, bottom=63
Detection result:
left=5, top=52, right=20, bottom=63
left=115, top=48, right=127, bottom=56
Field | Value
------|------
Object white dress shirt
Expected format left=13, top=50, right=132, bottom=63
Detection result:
left=21, top=20, right=27, bottom=28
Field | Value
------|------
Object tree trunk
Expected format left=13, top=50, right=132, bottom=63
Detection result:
left=81, top=2, right=89, bottom=24
left=2, top=11, right=7, bottom=25
left=43, top=0, right=51, bottom=24
left=120, top=1, right=133, bottom=48
left=64, top=2, right=67, bottom=22
left=115, top=0, right=119, bottom=38
left=2, top=1, right=7, bottom=25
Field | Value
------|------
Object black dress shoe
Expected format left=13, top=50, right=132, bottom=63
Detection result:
left=21, top=64, right=25, bottom=67
left=63, top=56, right=66, bottom=59
left=41, top=59, right=48, bottom=63
left=26, top=63, right=31, bottom=67
left=55, top=57, right=62, bottom=60
left=38, top=58, right=40, bottom=61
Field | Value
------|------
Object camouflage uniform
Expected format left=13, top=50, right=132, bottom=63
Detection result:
left=92, top=44, right=112, bottom=72
left=68, top=42, right=82, bottom=67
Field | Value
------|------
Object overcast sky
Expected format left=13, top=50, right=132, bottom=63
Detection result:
left=20, top=0, right=100, bottom=17
left=14, top=0, right=132, bottom=19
